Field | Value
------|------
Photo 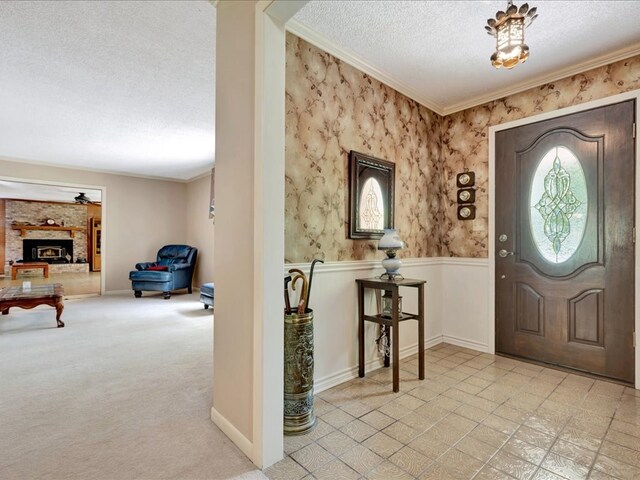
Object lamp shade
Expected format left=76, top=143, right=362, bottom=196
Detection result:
left=378, top=229, right=404, bottom=250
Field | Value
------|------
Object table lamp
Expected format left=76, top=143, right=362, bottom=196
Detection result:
left=378, top=228, right=404, bottom=280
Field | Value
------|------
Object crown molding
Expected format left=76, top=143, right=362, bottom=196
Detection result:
left=442, top=41, right=640, bottom=115
left=286, top=20, right=640, bottom=117
left=285, top=19, right=445, bottom=115
left=0, top=155, right=212, bottom=184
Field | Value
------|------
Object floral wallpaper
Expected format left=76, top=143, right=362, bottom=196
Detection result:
left=285, top=30, right=640, bottom=261
left=285, top=34, right=442, bottom=263
left=440, top=55, right=640, bottom=257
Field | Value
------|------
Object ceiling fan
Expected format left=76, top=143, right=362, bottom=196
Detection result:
left=74, top=192, right=96, bottom=205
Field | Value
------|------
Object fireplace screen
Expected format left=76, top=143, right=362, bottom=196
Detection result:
left=23, top=239, right=73, bottom=264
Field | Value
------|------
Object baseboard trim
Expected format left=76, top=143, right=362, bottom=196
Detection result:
left=442, top=334, right=489, bottom=353
left=210, top=405, right=254, bottom=462
left=314, top=335, right=443, bottom=393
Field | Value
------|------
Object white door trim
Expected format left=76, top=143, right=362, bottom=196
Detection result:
left=488, top=89, right=640, bottom=388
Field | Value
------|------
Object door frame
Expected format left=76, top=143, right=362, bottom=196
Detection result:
left=0, top=175, right=107, bottom=296
left=488, top=90, right=640, bottom=388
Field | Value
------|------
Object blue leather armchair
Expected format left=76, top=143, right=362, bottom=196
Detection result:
left=129, top=245, right=198, bottom=299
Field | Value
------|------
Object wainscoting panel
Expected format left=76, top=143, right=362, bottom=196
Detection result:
left=286, top=257, right=491, bottom=393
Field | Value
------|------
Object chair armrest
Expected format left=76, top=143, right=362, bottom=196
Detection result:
left=135, top=262, right=157, bottom=271
left=170, top=262, right=191, bottom=272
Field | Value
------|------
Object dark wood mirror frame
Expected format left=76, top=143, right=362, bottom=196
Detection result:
left=348, top=151, right=395, bottom=239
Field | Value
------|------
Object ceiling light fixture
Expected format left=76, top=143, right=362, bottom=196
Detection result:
left=486, top=1, right=538, bottom=70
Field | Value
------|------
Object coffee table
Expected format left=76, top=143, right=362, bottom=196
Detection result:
left=0, top=283, right=65, bottom=328
left=11, top=262, right=49, bottom=280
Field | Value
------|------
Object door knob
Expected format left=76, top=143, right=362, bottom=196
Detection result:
left=498, top=249, right=514, bottom=258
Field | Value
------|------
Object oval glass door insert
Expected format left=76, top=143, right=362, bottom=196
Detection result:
left=530, top=146, right=587, bottom=263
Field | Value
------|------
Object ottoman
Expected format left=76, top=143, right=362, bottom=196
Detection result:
left=200, top=282, right=214, bottom=309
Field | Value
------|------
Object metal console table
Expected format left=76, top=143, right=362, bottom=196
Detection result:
left=356, top=277, right=425, bottom=392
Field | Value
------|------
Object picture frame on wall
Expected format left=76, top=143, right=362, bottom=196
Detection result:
left=348, top=150, right=395, bottom=239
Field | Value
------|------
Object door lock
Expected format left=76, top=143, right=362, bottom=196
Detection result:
left=498, top=249, right=515, bottom=258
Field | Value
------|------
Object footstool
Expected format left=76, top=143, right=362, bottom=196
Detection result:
left=200, top=282, right=214, bottom=310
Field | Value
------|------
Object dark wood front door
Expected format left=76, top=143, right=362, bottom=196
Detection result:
left=496, top=100, right=636, bottom=383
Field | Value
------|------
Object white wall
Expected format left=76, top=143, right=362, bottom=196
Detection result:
left=286, top=258, right=491, bottom=394
left=185, top=174, right=214, bottom=288
left=0, top=158, right=188, bottom=292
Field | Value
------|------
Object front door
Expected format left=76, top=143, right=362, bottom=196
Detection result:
left=495, top=100, right=636, bottom=383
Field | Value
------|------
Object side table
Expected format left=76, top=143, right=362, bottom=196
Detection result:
left=356, top=277, right=425, bottom=392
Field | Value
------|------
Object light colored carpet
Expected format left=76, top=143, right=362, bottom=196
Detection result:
left=0, top=292, right=267, bottom=480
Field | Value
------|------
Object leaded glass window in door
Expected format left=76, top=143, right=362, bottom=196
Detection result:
left=529, top=146, right=587, bottom=263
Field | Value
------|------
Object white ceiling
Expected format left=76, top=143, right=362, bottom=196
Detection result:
left=2, top=1, right=638, bottom=181
left=0, top=180, right=101, bottom=204
left=0, top=0, right=215, bottom=181
left=291, top=1, right=640, bottom=114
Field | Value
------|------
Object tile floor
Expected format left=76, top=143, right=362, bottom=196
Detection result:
left=265, top=343, right=640, bottom=480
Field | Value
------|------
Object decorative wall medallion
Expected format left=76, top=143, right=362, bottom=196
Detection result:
left=457, top=172, right=476, bottom=187
left=457, top=205, right=476, bottom=220
left=457, top=188, right=475, bottom=203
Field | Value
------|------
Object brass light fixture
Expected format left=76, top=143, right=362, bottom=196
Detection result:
left=486, top=1, right=538, bottom=69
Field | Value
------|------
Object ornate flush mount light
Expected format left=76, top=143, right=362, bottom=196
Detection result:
left=486, top=1, right=538, bottom=69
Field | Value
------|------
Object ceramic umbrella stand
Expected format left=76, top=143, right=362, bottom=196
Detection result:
left=283, top=309, right=316, bottom=435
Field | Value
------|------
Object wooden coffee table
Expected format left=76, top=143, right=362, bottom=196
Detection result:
left=11, top=262, right=49, bottom=280
left=0, top=283, right=65, bottom=328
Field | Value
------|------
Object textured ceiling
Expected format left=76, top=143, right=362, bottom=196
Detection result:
left=0, top=0, right=215, bottom=181
left=292, top=0, right=640, bottom=113
left=0, top=180, right=101, bottom=204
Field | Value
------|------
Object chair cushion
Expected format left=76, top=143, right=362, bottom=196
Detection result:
left=200, top=282, right=214, bottom=297
left=146, top=265, right=168, bottom=271
left=129, top=270, right=172, bottom=282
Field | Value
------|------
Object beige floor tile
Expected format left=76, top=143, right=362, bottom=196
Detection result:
left=378, top=398, right=415, bottom=420
left=428, top=394, right=463, bottom=412
left=311, top=459, right=360, bottom=480
left=438, top=448, right=484, bottom=478
left=593, top=454, right=640, bottom=480
left=316, top=431, right=359, bottom=457
left=426, top=423, right=467, bottom=446
left=464, top=394, right=500, bottom=413
left=531, top=469, right=566, bottom=480
left=360, top=410, right=395, bottom=430
left=339, top=419, right=377, bottom=443
left=408, top=432, right=450, bottom=460
left=284, top=432, right=316, bottom=455
left=540, top=452, right=589, bottom=480
left=389, top=445, right=433, bottom=477
left=483, top=414, right=520, bottom=435
left=502, top=437, right=547, bottom=465
left=469, top=425, right=510, bottom=449
left=591, top=380, right=625, bottom=399
left=456, top=403, right=491, bottom=422
left=550, top=439, right=597, bottom=467
left=362, top=432, right=404, bottom=458
left=475, top=464, right=517, bottom=479
left=494, top=405, right=531, bottom=424
left=365, top=460, right=415, bottom=480
left=339, top=445, right=384, bottom=475
left=305, top=419, right=335, bottom=441
left=600, top=440, right=640, bottom=468
left=513, top=426, right=556, bottom=450
left=523, top=414, right=565, bottom=437
left=418, top=462, right=459, bottom=480
left=321, top=409, right=356, bottom=429
left=455, top=435, right=500, bottom=463
left=489, top=451, right=538, bottom=480
left=398, top=411, right=438, bottom=432
left=382, top=421, right=422, bottom=444
left=559, top=426, right=603, bottom=452
left=290, top=443, right=336, bottom=473
left=588, top=470, right=619, bottom=480
left=409, top=386, right=439, bottom=402
left=264, top=457, right=309, bottom=480
left=314, top=398, right=336, bottom=416
left=339, top=399, right=374, bottom=418
left=606, top=429, right=640, bottom=451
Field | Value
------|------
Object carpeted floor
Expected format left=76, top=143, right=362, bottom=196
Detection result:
left=0, top=292, right=266, bottom=480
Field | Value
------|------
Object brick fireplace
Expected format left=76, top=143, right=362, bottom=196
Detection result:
left=4, top=200, right=90, bottom=275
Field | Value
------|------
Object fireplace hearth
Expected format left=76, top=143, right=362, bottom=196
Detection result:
left=23, top=239, right=74, bottom=264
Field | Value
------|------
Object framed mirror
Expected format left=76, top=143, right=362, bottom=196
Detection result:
left=349, top=151, right=395, bottom=239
